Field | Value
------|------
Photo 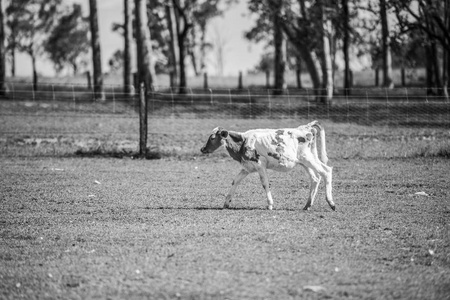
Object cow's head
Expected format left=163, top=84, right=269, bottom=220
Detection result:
left=201, top=127, right=229, bottom=154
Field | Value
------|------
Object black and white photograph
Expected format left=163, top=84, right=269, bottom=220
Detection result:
left=1, top=0, right=449, bottom=298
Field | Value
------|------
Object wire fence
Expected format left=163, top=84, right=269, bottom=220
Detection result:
left=1, top=82, right=450, bottom=158
left=1, top=82, right=449, bottom=128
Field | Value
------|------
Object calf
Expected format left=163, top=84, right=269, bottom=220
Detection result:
left=200, top=121, right=335, bottom=211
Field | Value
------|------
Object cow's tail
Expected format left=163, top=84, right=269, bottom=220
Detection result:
left=309, top=120, right=328, bottom=165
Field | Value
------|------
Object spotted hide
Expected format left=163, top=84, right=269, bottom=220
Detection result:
left=200, top=120, right=334, bottom=211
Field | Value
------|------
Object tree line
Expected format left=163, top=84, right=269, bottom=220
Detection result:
left=0, top=0, right=449, bottom=102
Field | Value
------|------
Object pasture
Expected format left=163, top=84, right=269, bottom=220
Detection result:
left=1, top=91, right=450, bottom=299
left=1, top=156, right=450, bottom=299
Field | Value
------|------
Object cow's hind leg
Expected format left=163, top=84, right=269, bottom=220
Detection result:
left=224, top=169, right=249, bottom=209
left=256, top=167, right=274, bottom=210
left=302, top=166, right=321, bottom=211
left=301, top=154, right=335, bottom=211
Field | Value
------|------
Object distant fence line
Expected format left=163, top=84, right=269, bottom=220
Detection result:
left=1, top=82, right=450, bottom=127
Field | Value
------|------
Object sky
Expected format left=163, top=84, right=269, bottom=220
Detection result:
left=12, top=0, right=265, bottom=77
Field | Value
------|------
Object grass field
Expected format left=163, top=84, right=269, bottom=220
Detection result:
left=1, top=84, right=450, bottom=299
left=1, top=156, right=449, bottom=299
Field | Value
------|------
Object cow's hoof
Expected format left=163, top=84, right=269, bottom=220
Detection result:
left=303, top=205, right=311, bottom=211
left=223, top=203, right=230, bottom=209
left=330, top=205, right=336, bottom=211
left=267, top=205, right=273, bottom=210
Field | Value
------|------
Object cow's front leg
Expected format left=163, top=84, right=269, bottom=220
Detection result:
left=224, top=169, right=249, bottom=209
left=256, top=167, right=273, bottom=210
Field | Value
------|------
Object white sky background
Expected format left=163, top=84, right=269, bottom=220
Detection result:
left=12, top=0, right=265, bottom=77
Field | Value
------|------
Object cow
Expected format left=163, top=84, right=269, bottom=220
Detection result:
left=200, top=120, right=335, bottom=211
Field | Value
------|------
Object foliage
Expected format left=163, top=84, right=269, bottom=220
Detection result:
left=5, top=0, right=62, bottom=58
left=44, top=4, right=90, bottom=75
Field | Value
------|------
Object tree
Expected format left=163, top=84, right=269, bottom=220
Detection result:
left=0, top=0, right=6, bottom=96
left=254, top=52, right=274, bottom=88
left=191, top=0, right=223, bottom=75
left=271, top=0, right=287, bottom=93
left=279, top=1, right=326, bottom=97
left=123, top=0, right=132, bottom=95
left=108, top=49, right=124, bottom=73
left=6, top=0, right=62, bottom=91
left=88, top=0, right=104, bottom=100
left=380, top=0, right=394, bottom=88
left=393, top=0, right=450, bottom=95
left=318, top=0, right=334, bottom=103
left=341, top=0, right=351, bottom=94
left=246, top=0, right=287, bottom=92
left=135, top=0, right=155, bottom=90
left=44, top=4, right=89, bottom=75
left=165, top=2, right=178, bottom=87
left=172, top=0, right=193, bottom=92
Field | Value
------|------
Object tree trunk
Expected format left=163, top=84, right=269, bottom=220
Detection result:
left=172, top=0, right=190, bottom=93
left=444, top=0, right=450, bottom=99
left=280, top=2, right=321, bottom=94
left=178, top=33, right=187, bottom=92
left=123, top=0, right=133, bottom=95
left=199, top=23, right=207, bottom=75
left=189, top=28, right=199, bottom=76
left=0, top=0, right=5, bottom=97
left=72, top=62, right=78, bottom=75
left=426, top=45, right=434, bottom=95
left=165, top=3, right=178, bottom=87
left=31, top=52, right=38, bottom=92
left=431, top=41, right=442, bottom=91
left=10, top=46, right=15, bottom=77
left=319, top=0, right=334, bottom=103
left=380, top=0, right=394, bottom=88
left=189, top=50, right=199, bottom=76
left=342, top=0, right=351, bottom=95
left=273, top=0, right=286, bottom=95
left=135, top=0, right=155, bottom=91
left=296, top=57, right=302, bottom=88
left=89, top=0, right=105, bottom=100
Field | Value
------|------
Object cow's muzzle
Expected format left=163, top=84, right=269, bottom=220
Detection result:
left=200, top=147, right=209, bottom=154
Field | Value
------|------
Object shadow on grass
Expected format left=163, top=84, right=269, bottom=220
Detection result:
left=74, top=148, right=162, bottom=159
left=143, top=206, right=302, bottom=211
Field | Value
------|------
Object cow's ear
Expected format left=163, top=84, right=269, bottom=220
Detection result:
left=228, top=131, right=243, bottom=142
left=220, top=130, right=229, bottom=139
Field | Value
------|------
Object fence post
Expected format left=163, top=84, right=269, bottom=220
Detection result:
left=86, top=71, right=92, bottom=90
left=32, top=83, right=35, bottom=101
left=228, top=88, right=232, bottom=119
left=72, top=85, right=76, bottom=110
left=52, top=85, right=55, bottom=110
left=365, top=90, right=370, bottom=125
left=306, top=88, right=310, bottom=120
left=139, top=83, right=148, bottom=157
left=384, top=87, right=391, bottom=125
left=203, top=72, right=208, bottom=89
left=405, top=88, right=409, bottom=125
left=287, top=89, right=291, bottom=119
left=238, top=71, right=243, bottom=89
left=170, top=87, right=175, bottom=116
left=248, top=89, right=252, bottom=118
left=112, top=86, right=116, bottom=113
